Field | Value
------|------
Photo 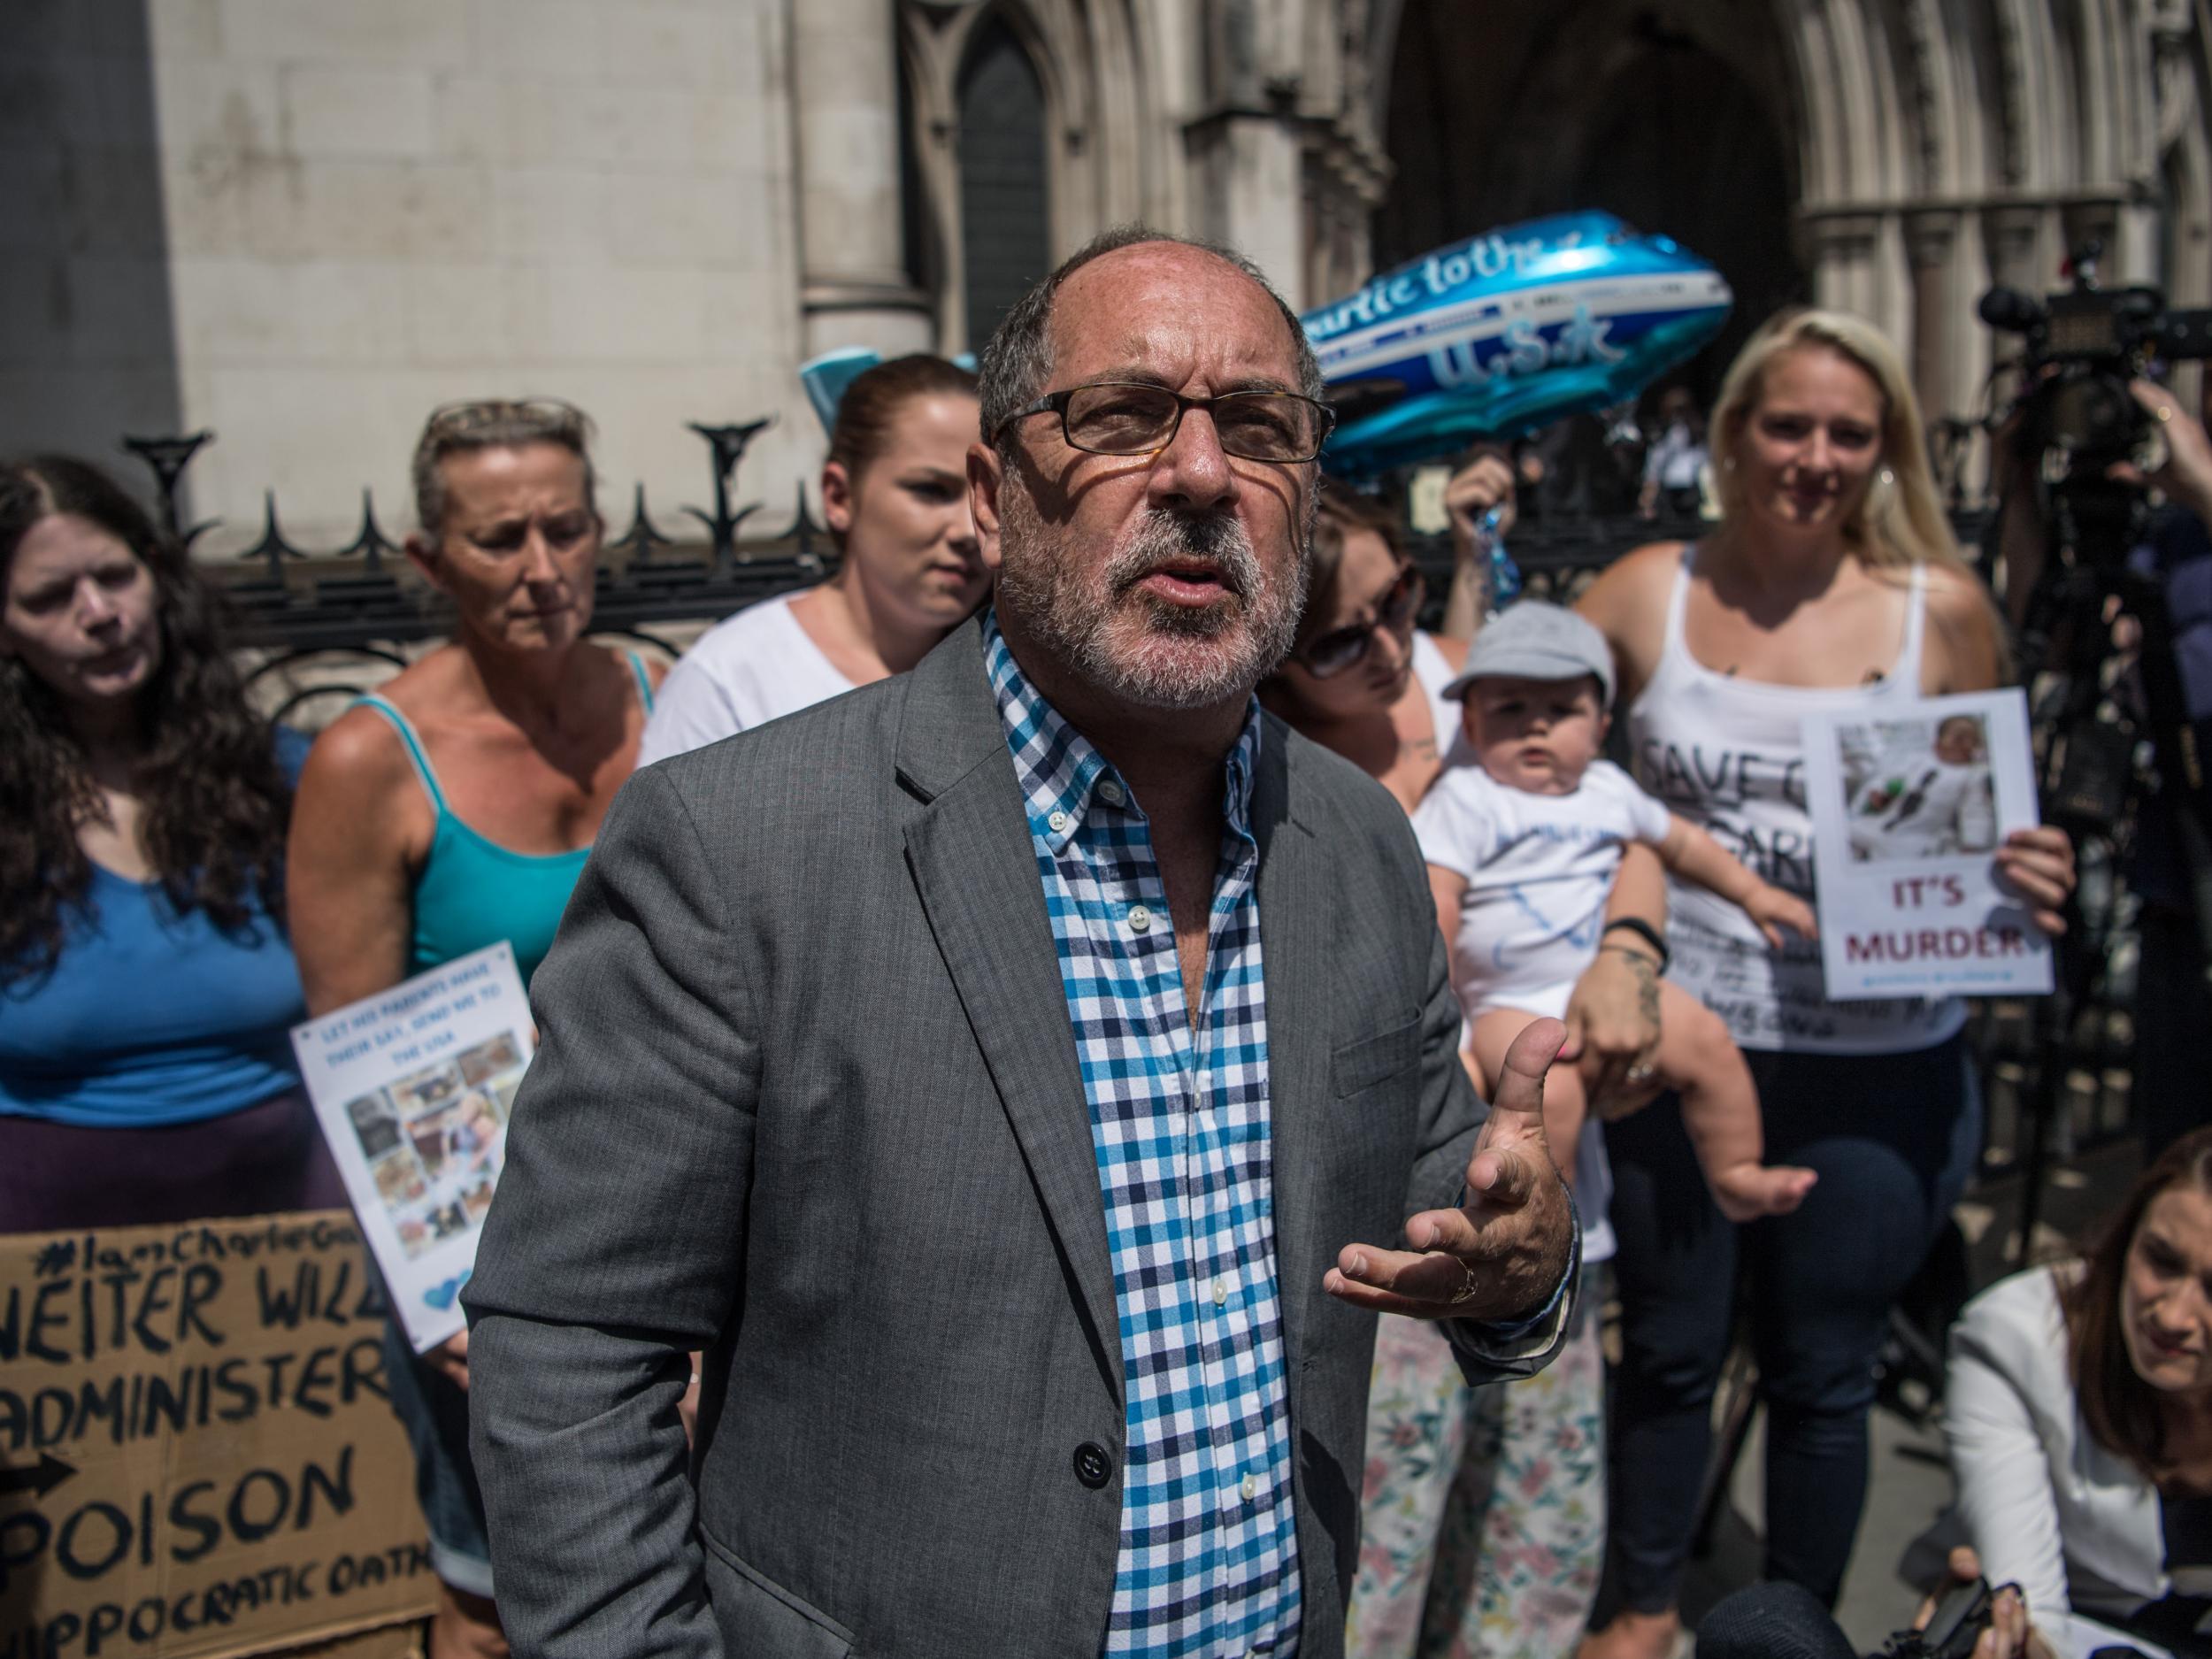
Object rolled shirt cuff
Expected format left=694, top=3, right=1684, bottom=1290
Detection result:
left=1452, top=1184, right=1582, bottom=1365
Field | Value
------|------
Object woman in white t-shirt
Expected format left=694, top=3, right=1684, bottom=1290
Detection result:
left=637, top=356, right=989, bottom=764
left=1572, top=309, right=2078, bottom=1659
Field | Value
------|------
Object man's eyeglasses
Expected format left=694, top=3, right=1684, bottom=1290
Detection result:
left=995, top=381, right=1335, bottom=465
left=1297, top=565, right=1424, bottom=679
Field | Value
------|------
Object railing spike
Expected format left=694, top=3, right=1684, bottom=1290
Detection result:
left=612, top=481, right=673, bottom=565
left=338, top=488, right=399, bottom=574
left=239, top=490, right=307, bottom=583
left=120, top=431, right=216, bottom=549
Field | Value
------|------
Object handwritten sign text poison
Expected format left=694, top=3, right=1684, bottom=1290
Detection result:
left=0, top=1215, right=434, bottom=1659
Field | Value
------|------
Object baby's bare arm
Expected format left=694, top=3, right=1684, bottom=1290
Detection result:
left=1655, top=815, right=1816, bottom=947
left=1655, top=813, right=1759, bottom=904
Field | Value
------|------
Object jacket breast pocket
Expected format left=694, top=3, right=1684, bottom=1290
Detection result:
left=1331, top=1015, right=1422, bottom=1099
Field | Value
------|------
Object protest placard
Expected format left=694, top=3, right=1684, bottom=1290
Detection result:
left=1801, top=687, right=2055, bottom=1001
left=289, top=946, right=532, bottom=1353
left=0, top=1213, right=435, bottom=1659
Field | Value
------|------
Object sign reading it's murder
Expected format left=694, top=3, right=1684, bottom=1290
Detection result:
left=0, top=1214, right=435, bottom=1659
left=1801, top=687, right=2055, bottom=1002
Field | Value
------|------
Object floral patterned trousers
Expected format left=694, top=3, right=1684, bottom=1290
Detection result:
left=1343, top=1268, right=1607, bottom=1659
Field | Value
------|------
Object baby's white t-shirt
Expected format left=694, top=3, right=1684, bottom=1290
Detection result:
left=1413, top=757, right=1673, bottom=1023
left=637, top=589, right=856, bottom=766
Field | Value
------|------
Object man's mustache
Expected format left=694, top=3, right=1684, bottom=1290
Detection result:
left=1104, top=512, right=1258, bottom=598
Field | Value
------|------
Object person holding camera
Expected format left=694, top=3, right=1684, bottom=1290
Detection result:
left=2114, top=379, right=2212, bottom=1162
left=1994, top=372, right=2212, bottom=1164
left=1946, top=1125, right=2212, bottom=1659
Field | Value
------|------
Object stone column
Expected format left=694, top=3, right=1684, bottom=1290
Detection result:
left=794, top=0, right=934, bottom=357
left=1803, top=209, right=1885, bottom=320
left=1187, top=106, right=1310, bottom=305
left=1982, top=203, right=2052, bottom=296
left=1904, top=208, right=1961, bottom=420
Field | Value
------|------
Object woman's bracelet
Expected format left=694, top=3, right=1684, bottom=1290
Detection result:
left=1601, top=918, right=1670, bottom=974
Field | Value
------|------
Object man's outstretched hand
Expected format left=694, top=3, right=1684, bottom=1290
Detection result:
left=1324, top=1018, right=1575, bottom=1323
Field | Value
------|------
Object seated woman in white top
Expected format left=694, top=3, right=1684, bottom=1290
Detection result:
left=638, top=356, right=988, bottom=764
left=1947, top=1126, right=2212, bottom=1659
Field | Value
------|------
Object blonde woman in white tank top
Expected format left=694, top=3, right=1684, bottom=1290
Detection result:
left=1572, top=312, right=2077, bottom=1659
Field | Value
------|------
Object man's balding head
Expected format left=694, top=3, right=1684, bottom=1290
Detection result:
left=978, top=228, right=1325, bottom=452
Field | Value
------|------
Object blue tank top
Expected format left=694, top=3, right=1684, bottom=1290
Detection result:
left=352, top=655, right=654, bottom=987
left=0, top=728, right=311, bottom=1128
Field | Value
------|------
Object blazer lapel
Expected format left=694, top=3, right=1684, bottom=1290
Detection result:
left=1252, top=719, right=1334, bottom=1375
left=898, top=623, right=1123, bottom=1400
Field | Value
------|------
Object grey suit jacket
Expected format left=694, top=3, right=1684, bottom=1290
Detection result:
left=465, top=616, right=1571, bottom=1659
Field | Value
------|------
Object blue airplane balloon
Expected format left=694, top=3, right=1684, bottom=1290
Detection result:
left=1302, top=211, right=1732, bottom=475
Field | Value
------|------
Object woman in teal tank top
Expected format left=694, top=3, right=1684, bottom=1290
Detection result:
left=348, top=646, right=654, bottom=983
left=285, top=399, right=663, bottom=1659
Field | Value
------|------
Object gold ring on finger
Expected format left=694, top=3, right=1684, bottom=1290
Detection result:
left=1448, top=1259, right=1482, bottom=1305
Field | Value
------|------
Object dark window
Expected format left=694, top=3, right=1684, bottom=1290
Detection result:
left=958, top=19, right=1050, bottom=350
left=898, top=48, right=932, bottom=296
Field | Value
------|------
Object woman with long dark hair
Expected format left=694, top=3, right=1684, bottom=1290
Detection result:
left=1947, top=1128, right=2212, bottom=1659
left=0, top=455, right=338, bottom=1231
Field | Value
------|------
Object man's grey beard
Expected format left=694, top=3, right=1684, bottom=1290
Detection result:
left=996, top=488, right=1309, bottom=711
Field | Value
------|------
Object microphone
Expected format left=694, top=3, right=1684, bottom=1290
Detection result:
left=1978, top=287, right=2045, bottom=334
left=1696, top=1581, right=1860, bottom=1658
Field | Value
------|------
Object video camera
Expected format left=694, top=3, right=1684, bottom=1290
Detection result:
left=1980, top=243, right=2212, bottom=486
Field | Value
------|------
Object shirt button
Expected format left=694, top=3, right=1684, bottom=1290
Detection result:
left=1097, top=778, right=1125, bottom=807
left=1240, top=1473, right=1257, bottom=1502
left=1072, top=1441, right=1112, bottom=1489
left=1127, top=904, right=1153, bottom=933
left=1047, top=810, right=1070, bottom=833
left=1213, top=1277, right=1230, bottom=1307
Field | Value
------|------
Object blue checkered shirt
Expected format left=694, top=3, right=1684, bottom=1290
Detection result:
left=987, top=615, right=1301, bottom=1657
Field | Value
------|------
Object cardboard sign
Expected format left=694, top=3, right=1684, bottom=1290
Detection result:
left=0, top=1213, right=434, bottom=1659
left=1802, top=687, right=2055, bottom=1001
left=289, top=947, right=533, bottom=1353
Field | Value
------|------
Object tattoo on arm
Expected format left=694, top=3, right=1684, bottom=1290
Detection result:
left=1608, top=947, right=1661, bottom=1038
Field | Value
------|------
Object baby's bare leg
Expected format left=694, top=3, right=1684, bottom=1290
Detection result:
left=1653, top=987, right=1816, bottom=1222
left=1469, top=1009, right=1584, bottom=1187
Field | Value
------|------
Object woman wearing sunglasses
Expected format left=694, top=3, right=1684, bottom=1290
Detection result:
left=1262, top=484, right=1459, bottom=811
left=1263, top=474, right=1662, bottom=1659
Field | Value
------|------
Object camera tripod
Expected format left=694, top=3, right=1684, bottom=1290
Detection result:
left=2008, top=473, right=2212, bottom=1254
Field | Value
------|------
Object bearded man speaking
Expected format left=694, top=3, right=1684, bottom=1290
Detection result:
left=464, top=229, right=1578, bottom=1659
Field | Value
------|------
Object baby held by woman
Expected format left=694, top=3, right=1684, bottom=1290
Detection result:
left=1415, top=602, right=1816, bottom=1222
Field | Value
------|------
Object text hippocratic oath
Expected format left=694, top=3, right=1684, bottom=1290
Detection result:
left=0, top=1214, right=436, bottom=1659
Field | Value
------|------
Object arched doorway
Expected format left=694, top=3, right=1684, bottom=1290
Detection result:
left=1377, top=0, right=1809, bottom=404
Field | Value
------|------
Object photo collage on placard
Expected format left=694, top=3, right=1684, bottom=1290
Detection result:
left=342, top=1030, right=527, bottom=1258
left=1834, top=712, right=1997, bottom=865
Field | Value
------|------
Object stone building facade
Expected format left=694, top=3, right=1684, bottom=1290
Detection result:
left=6, top=0, right=2208, bottom=549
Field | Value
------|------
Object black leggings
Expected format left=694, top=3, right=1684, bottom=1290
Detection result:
left=1601, top=1034, right=1978, bottom=1611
